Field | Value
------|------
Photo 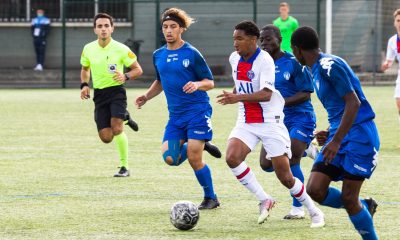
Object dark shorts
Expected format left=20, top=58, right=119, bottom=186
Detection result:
left=93, top=85, right=127, bottom=131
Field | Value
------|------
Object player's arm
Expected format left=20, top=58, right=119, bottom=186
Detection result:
left=182, top=78, right=214, bottom=94
left=382, top=39, right=395, bottom=71
left=135, top=80, right=163, bottom=109
left=125, top=61, right=143, bottom=80
left=381, top=59, right=393, bottom=72
left=217, top=87, right=272, bottom=105
left=80, top=66, right=91, bottom=100
left=284, top=92, right=311, bottom=106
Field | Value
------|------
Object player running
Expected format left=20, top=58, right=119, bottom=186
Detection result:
left=217, top=20, right=324, bottom=227
left=291, top=26, right=379, bottom=240
left=258, top=24, right=318, bottom=220
left=135, top=8, right=221, bottom=209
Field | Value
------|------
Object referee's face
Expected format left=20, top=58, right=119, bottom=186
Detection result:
left=94, top=18, right=114, bottom=40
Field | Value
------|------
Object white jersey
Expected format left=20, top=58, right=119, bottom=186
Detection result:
left=229, top=48, right=285, bottom=123
left=385, top=34, right=400, bottom=83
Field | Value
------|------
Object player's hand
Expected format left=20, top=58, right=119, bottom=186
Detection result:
left=381, top=62, right=389, bottom=72
left=135, top=95, right=147, bottom=109
left=315, top=130, right=329, bottom=146
left=113, top=71, right=126, bottom=84
left=217, top=90, right=238, bottom=105
left=183, top=81, right=199, bottom=94
left=80, top=86, right=90, bottom=100
left=322, top=139, right=340, bottom=165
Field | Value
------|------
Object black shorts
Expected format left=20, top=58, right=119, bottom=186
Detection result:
left=311, top=162, right=365, bottom=181
left=93, top=85, right=127, bottom=131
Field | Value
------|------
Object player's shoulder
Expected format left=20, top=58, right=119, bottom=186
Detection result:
left=83, top=40, right=98, bottom=50
left=153, top=45, right=167, bottom=57
left=317, top=53, right=347, bottom=77
left=229, top=51, right=240, bottom=63
left=257, top=49, right=274, bottom=64
left=388, top=34, right=397, bottom=44
left=111, top=39, right=130, bottom=51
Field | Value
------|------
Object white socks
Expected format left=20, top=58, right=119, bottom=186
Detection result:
left=289, top=177, right=318, bottom=214
left=231, top=162, right=271, bottom=201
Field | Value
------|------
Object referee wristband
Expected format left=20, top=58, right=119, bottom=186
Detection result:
left=80, top=82, right=89, bottom=89
left=124, top=73, right=130, bottom=81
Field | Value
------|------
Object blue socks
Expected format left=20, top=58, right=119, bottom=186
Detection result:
left=349, top=205, right=378, bottom=240
left=290, top=164, right=304, bottom=207
left=321, top=187, right=344, bottom=208
left=194, top=164, right=216, bottom=199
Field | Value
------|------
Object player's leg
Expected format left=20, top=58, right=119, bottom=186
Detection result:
left=396, top=97, right=400, bottom=124
left=395, top=82, right=400, bottom=124
left=186, top=110, right=219, bottom=209
left=259, top=147, right=274, bottom=172
left=161, top=139, right=187, bottom=166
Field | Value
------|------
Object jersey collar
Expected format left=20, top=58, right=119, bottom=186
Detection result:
left=240, top=47, right=261, bottom=64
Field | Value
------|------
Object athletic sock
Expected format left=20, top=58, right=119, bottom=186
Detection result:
left=349, top=205, right=378, bottom=240
left=114, top=132, right=129, bottom=168
left=231, top=162, right=270, bottom=201
left=194, top=164, right=216, bottom=199
left=321, top=187, right=343, bottom=208
left=289, top=177, right=318, bottom=214
left=290, top=164, right=304, bottom=207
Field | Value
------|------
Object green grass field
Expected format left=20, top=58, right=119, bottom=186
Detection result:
left=0, top=87, right=399, bottom=240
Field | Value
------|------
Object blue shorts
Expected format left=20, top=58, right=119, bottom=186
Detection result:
left=285, top=112, right=316, bottom=145
left=314, top=120, right=380, bottom=180
left=163, top=107, right=213, bottom=142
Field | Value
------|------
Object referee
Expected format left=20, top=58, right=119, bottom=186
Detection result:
left=80, top=13, right=143, bottom=177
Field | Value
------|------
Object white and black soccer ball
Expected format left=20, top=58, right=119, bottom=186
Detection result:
left=170, top=200, right=200, bottom=230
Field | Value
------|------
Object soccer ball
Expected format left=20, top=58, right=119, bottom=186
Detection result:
left=170, top=201, right=200, bottom=230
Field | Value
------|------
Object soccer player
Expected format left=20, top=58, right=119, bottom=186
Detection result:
left=135, top=8, right=221, bottom=209
left=273, top=2, right=299, bottom=53
left=291, top=26, right=380, bottom=239
left=381, top=8, right=400, bottom=124
left=217, top=20, right=324, bottom=227
left=80, top=13, right=143, bottom=177
left=258, top=24, right=318, bottom=220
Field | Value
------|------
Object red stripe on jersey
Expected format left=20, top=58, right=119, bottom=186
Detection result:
left=236, top=167, right=250, bottom=179
left=293, top=184, right=305, bottom=198
left=243, top=102, right=264, bottom=123
left=237, top=62, right=252, bottom=82
left=397, top=35, right=400, bottom=53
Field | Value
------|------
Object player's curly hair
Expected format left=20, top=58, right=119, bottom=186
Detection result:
left=291, top=26, right=319, bottom=50
left=235, top=20, right=260, bottom=39
left=161, top=8, right=195, bottom=29
left=261, top=24, right=281, bottom=38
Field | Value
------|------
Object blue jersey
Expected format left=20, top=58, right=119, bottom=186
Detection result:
left=153, top=42, right=213, bottom=117
left=311, top=53, right=375, bottom=132
left=274, top=52, right=315, bottom=118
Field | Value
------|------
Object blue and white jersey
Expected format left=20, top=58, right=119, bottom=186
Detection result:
left=274, top=52, right=315, bottom=118
left=311, top=53, right=375, bottom=132
left=153, top=42, right=213, bottom=117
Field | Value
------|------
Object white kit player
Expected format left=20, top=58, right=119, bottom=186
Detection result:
left=217, top=20, right=325, bottom=227
left=382, top=8, right=400, bottom=123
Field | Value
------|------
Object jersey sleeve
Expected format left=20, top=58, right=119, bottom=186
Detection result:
left=292, top=60, right=314, bottom=93
left=322, top=59, right=354, bottom=98
left=122, top=46, right=137, bottom=67
left=193, top=49, right=214, bottom=81
left=292, top=17, right=299, bottom=31
left=259, top=54, right=275, bottom=91
left=152, top=53, right=161, bottom=81
left=80, top=46, right=90, bottom=67
left=386, top=37, right=396, bottom=61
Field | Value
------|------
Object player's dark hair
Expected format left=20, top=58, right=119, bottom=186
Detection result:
left=93, top=13, right=114, bottom=27
left=291, top=26, right=319, bottom=50
left=235, top=20, right=260, bottom=39
left=261, top=24, right=281, bottom=39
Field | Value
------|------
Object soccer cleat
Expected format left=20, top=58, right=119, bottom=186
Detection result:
left=309, top=208, right=325, bottom=228
left=204, top=142, right=222, bottom=158
left=198, top=197, right=220, bottom=210
left=113, top=166, right=130, bottom=177
left=283, top=206, right=305, bottom=220
left=258, top=198, right=275, bottom=224
left=364, top=197, right=378, bottom=218
left=305, top=140, right=319, bottom=160
left=124, top=111, right=139, bottom=132
left=34, top=64, right=43, bottom=71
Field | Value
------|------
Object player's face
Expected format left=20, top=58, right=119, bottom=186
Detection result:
left=394, top=15, right=400, bottom=32
left=233, top=29, right=257, bottom=57
left=279, top=6, right=289, bottom=18
left=162, top=20, right=184, bottom=43
left=94, top=18, right=114, bottom=40
left=260, top=30, right=281, bottom=55
left=291, top=45, right=306, bottom=65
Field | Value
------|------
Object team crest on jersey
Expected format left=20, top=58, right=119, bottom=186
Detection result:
left=247, top=70, right=255, bottom=79
left=283, top=71, right=290, bottom=80
left=182, top=59, right=190, bottom=68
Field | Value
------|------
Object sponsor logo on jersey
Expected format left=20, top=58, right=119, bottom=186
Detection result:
left=108, top=64, right=117, bottom=73
left=128, top=51, right=136, bottom=59
left=320, top=57, right=334, bottom=76
left=182, top=59, right=190, bottom=68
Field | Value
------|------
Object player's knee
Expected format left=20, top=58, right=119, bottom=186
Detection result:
left=260, top=161, right=274, bottom=172
left=341, top=193, right=359, bottom=212
left=111, top=126, right=123, bottom=136
left=225, top=152, right=241, bottom=168
left=163, top=148, right=181, bottom=166
left=306, top=184, right=325, bottom=203
left=99, top=135, right=113, bottom=144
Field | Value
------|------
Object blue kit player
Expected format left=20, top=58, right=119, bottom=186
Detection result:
left=259, top=24, right=318, bottom=220
left=291, top=26, right=380, bottom=239
left=135, top=8, right=221, bottom=209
